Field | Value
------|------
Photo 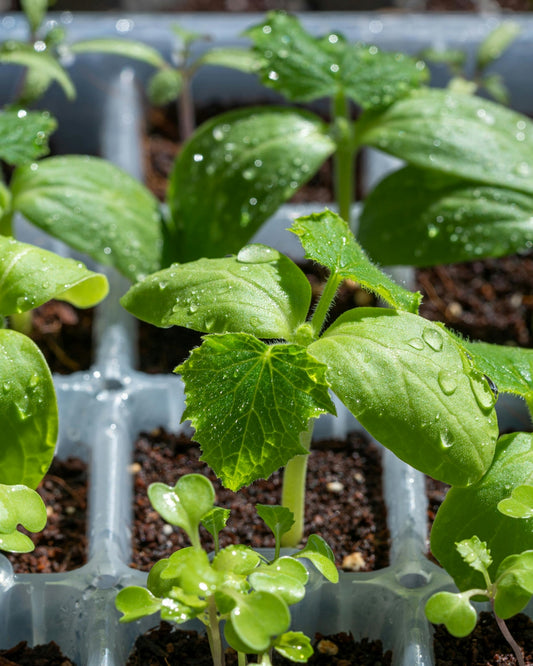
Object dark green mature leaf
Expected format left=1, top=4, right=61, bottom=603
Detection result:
left=166, top=107, right=334, bottom=263
left=0, top=110, right=56, bottom=165
left=0, top=329, right=57, bottom=488
left=431, top=432, right=533, bottom=591
left=292, top=210, right=421, bottom=313
left=358, top=166, right=533, bottom=266
left=494, top=551, right=533, bottom=618
left=11, top=156, right=162, bottom=282
left=425, top=591, right=478, bottom=637
left=120, top=248, right=311, bottom=341
left=358, top=89, right=533, bottom=194
left=309, top=308, right=498, bottom=486
left=0, top=236, right=109, bottom=314
left=246, top=11, right=426, bottom=108
left=70, top=38, right=167, bottom=68
left=0, top=484, right=47, bottom=552
left=178, top=333, right=335, bottom=491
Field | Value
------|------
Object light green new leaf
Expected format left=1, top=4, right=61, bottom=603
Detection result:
left=21, top=0, right=47, bottom=33
left=178, top=334, right=335, bottom=491
left=0, top=329, right=57, bottom=488
left=256, top=504, right=294, bottom=546
left=166, top=107, right=334, bottom=262
left=431, top=432, right=533, bottom=591
left=274, top=631, right=313, bottom=663
left=115, top=586, right=162, bottom=623
left=477, top=22, right=521, bottom=70
left=425, top=591, right=478, bottom=637
left=201, top=507, right=230, bottom=549
left=249, top=556, right=308, bottom=605
left=0, top=44, right=75, bottom=100
left=70, top=38, right=167, bottom=68
left=0, top=484, right=46, bottom=552
left=494, top=551, right=533, bottom=618
left=246, top=11, right=426, bottom=108
left=161, top=548, right=222, bottom=598
left=456, top=536, right=492, bottom=575
left=11, top=156, right=162, bottom=282
left=229, top=590, right=290, bottom=653
left=310, top=308, right=498, bottom=486
left=358, top=88, right=533, bottom=194
left=295, top=534, right=338, bottom=583
left=198, top=47, right=262, bottom=73
left=0, top=109, right=56, bottom=165
left=498, top=485, right=533, bottom=519
left=0, top=236, right=109, bottom=314
left=213, top=544, right=260, bottom=575
left=120, top=249, right=311, bottom=340
left=292, top=210, right=421, bottom=313
left=147, top=68, right=182, bottom=106
left=358, top=166, right=533, bottom=266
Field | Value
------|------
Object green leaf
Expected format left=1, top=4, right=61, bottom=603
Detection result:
left=358, top=88, right=533, bottom=194
left=161, top=547, right=222, bottom=598
left=11, top=156, right=162, bottom=282
left=256, top=504, right=294, bottom=547
left=178, top=334, right=335, bottom=491
left=148, top=474, right=215, bottom=544
left=70, top=38, right=167, bottom=68
left=0, top=109, right=56, bottom=165
left=249, top=556, right=308, bottom=606
left=482, top=73, right=509, bottom=106
left=310, top=308, right=498, bottom=487
left=425, top=591, right=478, bottom=637
left=494, top=551, right=533, bottom=618
left=498, top=485, right=533, bottom=519
left=274, top=631, right=313, bottom=663
left=228, top=590, right=290, bottom=653
left=21, top=0, right=47, bottom=33
left=0, top=484, right=46, bottom=552
left=456, top=536, right=492, bottom=576
left=0, top=44, right=75, bottom=100
left=291, top=210, right=421, bottom=313
left=120, top=248, right=311, bottom=340
left=201, top=506, right=230, bottom=547
left=147, top=68, right=182, bottom=106
left=477, top=22, right=521, bottom=70
left=115, top=586, right=162, bottom=623
left=166, top=107, right=334, bottom=263
left=0, top=236, right=108, bottom=315
left=0, top=329, right=57, bottom=488
left=147, top=558, right=173, bottom=598
left=431, top=432, right=533, bottom=591
left=198, top=47, right=262, bottom=73
left=295, top=534, right=339, bottom=583
left=246, top=11, right=426, bottom=108
left=213, top=544, right=260, bottom=577
left=0, top=529, right=36, bottom=553
left=358, top=167, right=533, bottom=267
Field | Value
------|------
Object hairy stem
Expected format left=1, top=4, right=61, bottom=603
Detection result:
left=492, top=601, right=525, bottom=666
left=332, top=89, right=355, bottom=229
left=281, top=421, right=314, bottom=548
left=310, top=272, right=343, bottom=336
left=206, top=596, right=224, bottom=666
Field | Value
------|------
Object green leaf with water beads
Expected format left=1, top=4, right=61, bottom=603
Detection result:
left=120, top=248, right=311, bottom=341
left=0, top=329, right=57, bottom=488
left=115, top=587, right=162, bottom=623
left=431, top=432, right=533, bottom=591
left=295, top=534, right=338, bottom=583
left=0, top=236, right=109, bottom=314
left=358, top=166, right=533, bottom=266
left=0, top=484, right=47, bottom=552
left=494, top=551, right=533, bottom=618
left=498, top=485, right=533, bottom=519
left=358, top=88, right=533, bottom=194
left=274, top=631, right=313, bottom=663
left=178, top=333, right=335, bottom=491
left=291, top=210, right=421, bottom=313
left=0, top=110, right=56, bottom=165
left=425, top=591, right=478, bottom=637
left=166, top=106, right=334, bottom=263
left=309, top=308, right=498, bottom=487
left=10, top=155, right=162, bottom=282
left=245, top=11, right=426, bottom=109
left=249, top=557, right=308, bottom=606
left=227, top=590, right=291, bottom=653
left=456, top=536, right=492, bottom=576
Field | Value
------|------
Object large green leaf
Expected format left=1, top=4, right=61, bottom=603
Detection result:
left=291, top=210, right=421, bottom=313
left=245, top=11, right=427, bottom=108
left=120, top=248, right=311, bottom=341
left=309, top=308, right=498, bottom=486
left=166, top=107, right=334, bottom=263
left=10, top=156, right=162, bottom=282
left=358, top=166, right=533, bottom=266
left=431, top=432, right=533, bottom=591
left=0, top=236, right=108, bottom=314
left=177, top=333, right=335, bottom=491
left=0, top=110, right=56, bottom=166
left=0, top=329, right=57, bottom=488
left=358, top=88, right=533, bottom=193
left=494, top=551, right=533, bottom=619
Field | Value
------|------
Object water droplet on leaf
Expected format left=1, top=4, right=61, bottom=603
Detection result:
left=422, top=328, right=443, bottom=351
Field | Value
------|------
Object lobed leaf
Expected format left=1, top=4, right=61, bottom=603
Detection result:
left=309, top=308, right=498, bottom=487
left=456, top=536, right=492, bottom=575
left=11, top=156, right=162, bottom=282
left=0, top=484, right=47, bottom=552
left=0, top=109, right=56, bottom=165
left=498, top=485, right=533, bottom=519
left=0, top=236, right=109, bottom=315
left=178, top=333, right=335, bottom=491
left=425, top=591, right=478, bottom=637
left=166, top=107, right=334, bottom=263
left=494, top=551, right=533, bottom=618
left=431, top=432, right=533, bottom=591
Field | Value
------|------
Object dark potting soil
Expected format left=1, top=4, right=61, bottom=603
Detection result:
left=5, top=457, right=88, bottom=573
left=126, top=622, right=392, bottom=666
left=0, top=641, right=76, bottom=666
left=130, top=427, right=390, bottom=572
left=433, top=611, right=533, bottom=665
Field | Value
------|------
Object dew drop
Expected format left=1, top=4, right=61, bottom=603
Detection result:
left=438, top=370, right=457, bottom=396
left=407, top=338, right=424, bottom=350
left=237, top=244, right=280, bottom=264
left=439, top=430, right=454, bottom=449
left=422, top=328, right=443, bottom=351
left=470, top=373, right=496, bottom=412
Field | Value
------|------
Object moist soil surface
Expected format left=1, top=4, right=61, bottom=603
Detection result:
left=4, top=457, right=88, bottom=574
left=130, top=427, right=390, bottom=571
left=126, top=622, right=392, bottom=666
left=0, top=641, right=76, bottom=666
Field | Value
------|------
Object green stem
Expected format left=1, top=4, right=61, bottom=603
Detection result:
left=332, top=89, right=355, bottom=229
left=237, top=652, right=248, bottom=666
left=0, top=209, right=14, bottom=237
left=206, top=596, right=224, bottom=666
left=257, top=652, right=273, bottom=666
left=281, top=420, right=314, bottom=548
left=492, top=600, right=525, bottom=666
left=177, top=71, right=196, bottom=142
left=310, top=272, right=343, bottom=336
left=9, top=311, right=33, bottom=336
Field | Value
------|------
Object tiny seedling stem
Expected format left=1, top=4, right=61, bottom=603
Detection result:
left=206, top=595, right=225, bottom=666
left=492, top=600, right=526, bottom=666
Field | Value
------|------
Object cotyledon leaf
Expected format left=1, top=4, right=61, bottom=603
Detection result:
left=0, top=236, right=109, bottom=315
left=0, top=484, right=47, bottom=552
left=0, top=329, right=57, bottom=488
left=177, top=333, right=335, bottom=491
left=309, top=308, right=498, bottom=486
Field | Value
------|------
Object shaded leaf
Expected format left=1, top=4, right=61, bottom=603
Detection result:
left=0, top=109, right=55, bottom=165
